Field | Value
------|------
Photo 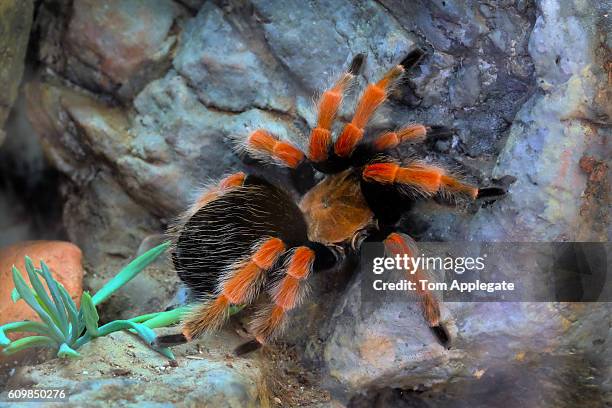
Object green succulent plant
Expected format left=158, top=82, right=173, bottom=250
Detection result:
left=0, top=241, right=191, bottom=360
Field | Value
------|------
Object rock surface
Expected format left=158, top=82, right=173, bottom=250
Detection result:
left=463, top=0, right=610, bottom=243
left=47, top=0, right=180, bottom=101
left=2, top=329, right=269, bottom=407
left=0, top=0, right=33, bottom=145
left=322, top=276, right=610, bottom=406
left=314, top=1, right=611, bottom=404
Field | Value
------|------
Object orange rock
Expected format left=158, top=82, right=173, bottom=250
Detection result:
left=0, top=240, right=84, bottom=334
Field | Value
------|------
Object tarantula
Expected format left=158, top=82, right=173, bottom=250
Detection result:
left=156, top=53, right=504, bottom=355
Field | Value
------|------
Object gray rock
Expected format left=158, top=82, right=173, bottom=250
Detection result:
left=24, top=80, right=172, bottom=316
left=380, top=0, right=536, bottom=160
left=46, top=0, right=179, bottom=101
left=2, top=330, right=269, bottom=407
left=175, top=0, right=206, bottom=13
left=465, top=0, right=610, bottom=242
left=0, top=0, right=33, bottom=145
left=319, top=248, right=611, bottom=402
left=61, top=172, right=174, bottom=321
left=251, top=0, right=417, bottom=92
left=449, top=61, right=481, bottom=108
left=174, top=3, right=295, bottom=113
left=313, top=1, right=611, bottom=404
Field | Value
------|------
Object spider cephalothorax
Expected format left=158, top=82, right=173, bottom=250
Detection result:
left=156, top=53, right=504, bottom=354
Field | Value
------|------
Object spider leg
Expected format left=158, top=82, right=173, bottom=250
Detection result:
left=372, top=124, right=428, bottom=151
left=181, top=237, right=287, bottom=341
left=241, top=129, right=305, bottom=169
left=362, top=161, right=479, bottom=199
left=362, top=161, right=444, bottom=195
left=243, top=246, right=316, bottom=349
left=440, top=173, right=479, bottom=199
left=334, top=64, right=405, bottom=158
left=383, top=232, right=450, bottom=347
left=156, top=237, right=286, bottom=346
left=308, top=55, right=364, bottom=163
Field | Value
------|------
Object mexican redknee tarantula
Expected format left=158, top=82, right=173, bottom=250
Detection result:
left=156, top=53, right=504, bottom=355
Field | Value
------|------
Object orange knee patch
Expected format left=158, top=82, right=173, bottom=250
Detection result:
left=254, top=305, right=286, bottom=344
left=349, top=65, right=403, bottom=131
left=376, top=65, right=404, bottom=90
left=219, top=172, right=246, bottom=189
left=372, top=125, right=427, bottom=151
left=286, top=247, right=315, bottom=279
left=363, top=163, right=443, bottom=193
left=317, top=90, right=343, bottom=130
left=396, top=165, right=443, bottom=193
left=383, top=232, right=441, bottom=325
left=252, top=238, right=285, bottom=269
left=223, top=238, right=285, bottom=303
left=309, top=128, right=332, bottom=162
left=440, top=175, right=478, bottom=199
left=351, top=84, right=386, bottom=130
left=397, top=124, right=427, bottom=143
left=362, top=162, right=400, bottom=184
left=384, top=233, right=414, bottom=257
left=273, top=275, right=300, bottom=310
left=248, top=130, right=277, bottom=153
left=334, top=123, right=364, bottom=157
left=373, top=132, right=400, bottom=151
left=248, top=130, right=304, bottom=168
left=273, top=143, right=304, bottom=168
left=223, top=262, right=262, bottom=304
left=183, top=294, right=230, bottom=339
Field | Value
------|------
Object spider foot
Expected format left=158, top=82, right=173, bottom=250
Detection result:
left=154, top=333, right=188, bottom=348
left=430, top=324, right=451, bottom=349
left=234, top=339, right=262, bottom=356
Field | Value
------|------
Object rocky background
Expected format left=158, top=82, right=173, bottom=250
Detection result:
left=0, top=0, right=610, bottom=407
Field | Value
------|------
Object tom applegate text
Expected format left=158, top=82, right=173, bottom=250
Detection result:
left=372, top=279, right=515, bottom=293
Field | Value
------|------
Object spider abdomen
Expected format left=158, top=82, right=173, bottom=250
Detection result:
left=173, top=175, right=309, bottom=298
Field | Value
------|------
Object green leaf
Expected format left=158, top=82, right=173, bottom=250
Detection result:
left=0, top=321, right=61, bottom=347
left=23, top=257, right=62, bottom=330
left=97, top=320, right=156, bottom=342
left=156, top=347, right=175, bottom=360
left=1, top=336, right=56, bottom=355
left=95, top=320, right=174, bottom=359
left=140, top=306, right=190, bottom=329
left=10, top=287, right=21, bottom=303
left=73, top=333, right=92, bottom=349
left=80, top=292, right=99, bottom=336
left=57, top=343, right=81, bottom=358
left=11, top=266, right=65, bottom=343
left=57, top=282, right=81, bottom=343
left=11, top=266, right=46, bottom=303
left=229, top=304, right=246, bottom=315
left=92, top=241, right=170, bottom=306
left=39, top=261, right=69, bottom=337
left=128, top=311, right=164, bottom=323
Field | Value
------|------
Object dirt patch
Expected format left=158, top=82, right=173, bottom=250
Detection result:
left=263, top=344, right=331, bottom=407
